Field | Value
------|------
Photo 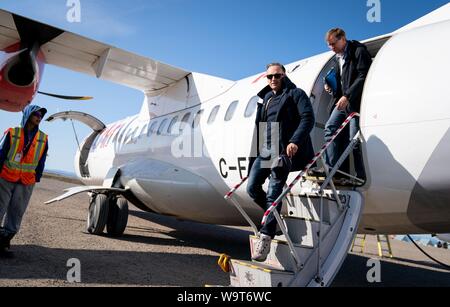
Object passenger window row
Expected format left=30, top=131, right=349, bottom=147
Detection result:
left=152, top=96, right=259, bottom=136
left=95, top=96, right=260, bottom=148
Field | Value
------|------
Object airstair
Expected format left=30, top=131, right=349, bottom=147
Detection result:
left=221, top=113, right=365, bottom=287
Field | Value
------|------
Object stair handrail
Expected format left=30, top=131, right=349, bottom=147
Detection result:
left=261, top=112, right=360, bottom=226
left=223, top=112, right=361, bottom=274
left=224, top=176, right=260, bottom=235
left=224, top=176, right=303, bottom=268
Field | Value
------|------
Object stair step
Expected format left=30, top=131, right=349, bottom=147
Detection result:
left=286, top=191, right=344, bottom=224
left=249, top=235, right=313, bottom=271
left=223, top=188, right=363, bottom=287
left=229, top=259, right=294, bottom=287
left=275, top=216, right=331, bottom=247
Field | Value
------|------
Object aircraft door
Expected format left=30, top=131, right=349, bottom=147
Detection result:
left=46, top=111, right=106, bottom=178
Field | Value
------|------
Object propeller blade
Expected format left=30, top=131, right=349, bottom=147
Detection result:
left=38, top=91, right=93, bottom=101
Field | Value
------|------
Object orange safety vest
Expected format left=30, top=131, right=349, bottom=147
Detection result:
left=0, top=127, right=48, bottom=185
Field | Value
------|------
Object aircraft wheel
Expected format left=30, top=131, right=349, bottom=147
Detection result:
left=87, top=194, right=109, bottom=235
left=106, top=197, right=129, bottom=237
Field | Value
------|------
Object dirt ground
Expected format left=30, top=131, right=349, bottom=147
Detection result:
left=0, top=177, right=449, bottom=287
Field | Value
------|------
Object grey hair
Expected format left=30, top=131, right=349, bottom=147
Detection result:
left=266, top=62, right=286, bottom=73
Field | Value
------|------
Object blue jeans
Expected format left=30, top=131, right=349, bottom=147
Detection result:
left=247, top=156, right=289, bottom=238
left=324, top=107, right=365, bottom=178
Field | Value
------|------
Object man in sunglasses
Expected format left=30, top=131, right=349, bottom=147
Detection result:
left=322, top=28, right=372, bottom=182
left=247, top=63, right=315, bottom=262
left=0, top=105, right=49, bottom=258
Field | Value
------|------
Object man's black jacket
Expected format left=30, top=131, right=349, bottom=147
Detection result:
left=249, top=77, right=315, bottom=172
left=331, top=40, right=372, bottom=113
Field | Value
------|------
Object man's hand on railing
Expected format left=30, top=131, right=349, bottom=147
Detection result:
left=287, top=143, right=299, bottom=158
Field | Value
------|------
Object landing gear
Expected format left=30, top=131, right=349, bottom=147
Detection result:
left=107, top=197, right=129, bottom=237
left=87, top=194, right=128, bottom=237
left=87, top=194, right=109, bottom=235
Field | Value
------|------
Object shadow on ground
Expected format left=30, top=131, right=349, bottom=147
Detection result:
left=333, top=254, right=450, bottom=287
left=0, top=245, right=229, bottom=286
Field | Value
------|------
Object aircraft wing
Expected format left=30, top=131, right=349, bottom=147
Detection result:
left=0, top=10, right=19, bottom=49
left=0, top=9, right=190, bottom=94
left=45, top=186, right=129, bottom=205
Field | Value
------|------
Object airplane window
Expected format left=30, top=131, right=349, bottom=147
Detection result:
left=180, top=112, right=191, bottom=132
left=95, top=130, right=106, bottom=149
left=168, top=116, right=179, bottom=134
left=139, top=124, right=148, bottom=139
left=117, top=127, right=127, bottom=144
left=192, top=110, right=204, bottom=129
left=157, top=119, right=168, bottom=135
left=208, top=105, right=220, bottom=124
left=111, top=127, right=122, bottom=144
left=147, top=121, right=158, bottom=136
left=244, top=96, right=259, bottom=118
left=225, top=100, right=239, bottom=121
left=118, top=119, right=136, bottom=144
left=105, top=124, right=120, bottom=145
left=126, top=127, right=139, bottom=144
left=111, top=123, right=126, bottom=144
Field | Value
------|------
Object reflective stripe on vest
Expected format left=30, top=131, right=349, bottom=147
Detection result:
left=1, top=127, right=48, bottom=184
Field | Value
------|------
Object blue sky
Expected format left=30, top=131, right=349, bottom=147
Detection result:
left=0, top=0, right=448, bottom=173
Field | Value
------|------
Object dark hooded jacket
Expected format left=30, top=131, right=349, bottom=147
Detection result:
left=330, top=40, right=372, bottom=113
left=0, top=105, right=48, bottom=183
left=250, top=77, right=315, bottom=172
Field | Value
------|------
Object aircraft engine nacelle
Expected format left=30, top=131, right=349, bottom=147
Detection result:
left=0, top=42, right=45, bottom=112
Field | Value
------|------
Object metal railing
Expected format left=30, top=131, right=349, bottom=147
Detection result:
left=224, top=112, right=361, bottom=275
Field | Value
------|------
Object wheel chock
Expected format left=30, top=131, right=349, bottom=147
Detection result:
left=217, top=254, right=231, bottom=273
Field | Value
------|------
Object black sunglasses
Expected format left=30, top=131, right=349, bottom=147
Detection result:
left=266, top=73, right=284, bottom=80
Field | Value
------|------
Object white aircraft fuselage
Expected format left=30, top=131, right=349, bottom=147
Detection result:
left=75, top=19, right=450, bottom=235
left=2, top=6, right=449, bottom=237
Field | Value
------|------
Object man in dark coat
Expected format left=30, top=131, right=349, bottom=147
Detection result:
left=323, top=28, right=372, bottom=180
left=247, top=63, right=315, bottom=261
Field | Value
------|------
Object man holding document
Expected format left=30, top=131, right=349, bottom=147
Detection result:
left=322, top=28, right=372, bottom=181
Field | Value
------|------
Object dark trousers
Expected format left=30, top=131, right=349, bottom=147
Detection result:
left=247, top=156, right=289, bottom=238
left=324, top=107, right=365, bottom=179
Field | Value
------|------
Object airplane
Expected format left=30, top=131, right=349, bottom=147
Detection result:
left=1, top=4, right=449, bottom=286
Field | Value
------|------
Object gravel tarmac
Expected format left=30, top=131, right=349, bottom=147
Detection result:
left=0, top=177, right=449, bottom=287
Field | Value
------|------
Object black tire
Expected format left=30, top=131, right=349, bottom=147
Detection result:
left=106, top=197, right=129, bottom=237
left=87, top=194, right=109, bottom=235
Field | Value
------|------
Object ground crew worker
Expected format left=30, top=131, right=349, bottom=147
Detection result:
left=0, top=105, right=48, bottom=258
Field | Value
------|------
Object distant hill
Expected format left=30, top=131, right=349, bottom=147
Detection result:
left=43, top=169, right=82, bottom=185
left=395, top=235, right=449, bottom=249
